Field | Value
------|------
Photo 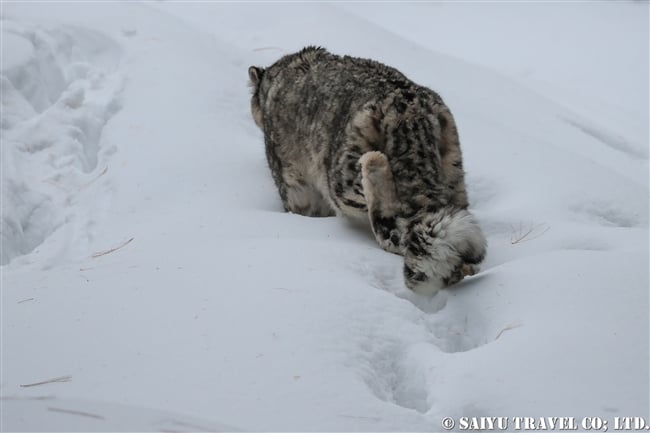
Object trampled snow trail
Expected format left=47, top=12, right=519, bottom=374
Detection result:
left=2, top=19, right=124, bottom=267
left=2, top=2, right=648, bottom=431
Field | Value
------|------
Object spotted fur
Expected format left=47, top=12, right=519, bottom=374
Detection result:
left=249, top=46, right=486, bottom=294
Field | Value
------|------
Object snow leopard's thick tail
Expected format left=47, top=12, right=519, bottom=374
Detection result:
left=401, top=207, right=487, bottom=295
left=359, top=151, right=487, bottom=295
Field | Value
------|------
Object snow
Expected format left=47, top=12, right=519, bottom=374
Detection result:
left=1, top=2, right=648, bottom=431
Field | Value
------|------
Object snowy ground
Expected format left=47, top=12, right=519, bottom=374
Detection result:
left=1, top=2, right=648, bottom=432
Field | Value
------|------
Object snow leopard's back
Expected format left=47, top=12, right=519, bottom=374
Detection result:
left=249, top=47, right=486, bottom=294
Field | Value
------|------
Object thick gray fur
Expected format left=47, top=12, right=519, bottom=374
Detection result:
left=249, top=46, right=487, bottom=295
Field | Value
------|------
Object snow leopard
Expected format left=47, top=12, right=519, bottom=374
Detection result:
left=248, top=46, right=486, bottom=295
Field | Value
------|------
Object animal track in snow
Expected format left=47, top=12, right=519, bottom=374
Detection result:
left=352, top=255, right=492, bottom=415
left=356, top=315, right=490, bottom=415
left=1, top=22, right=124, bottom=265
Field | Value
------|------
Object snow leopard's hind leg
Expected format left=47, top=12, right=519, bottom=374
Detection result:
left=359, top=151, right=405, bottom=254
left=281, top=170, right=336, bottom=217
left=264, top=134, right=335, bottom=217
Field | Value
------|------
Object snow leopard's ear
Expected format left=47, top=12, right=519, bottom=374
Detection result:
left=248, top=66, right=264, bottom=87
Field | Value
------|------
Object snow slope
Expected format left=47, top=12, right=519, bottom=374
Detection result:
left=2, top=2, right=648, bottom=431
left=339, top=1, right=649, bottom=148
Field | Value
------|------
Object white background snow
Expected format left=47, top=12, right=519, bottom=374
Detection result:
left=1, top=1, right=648, bottom=431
